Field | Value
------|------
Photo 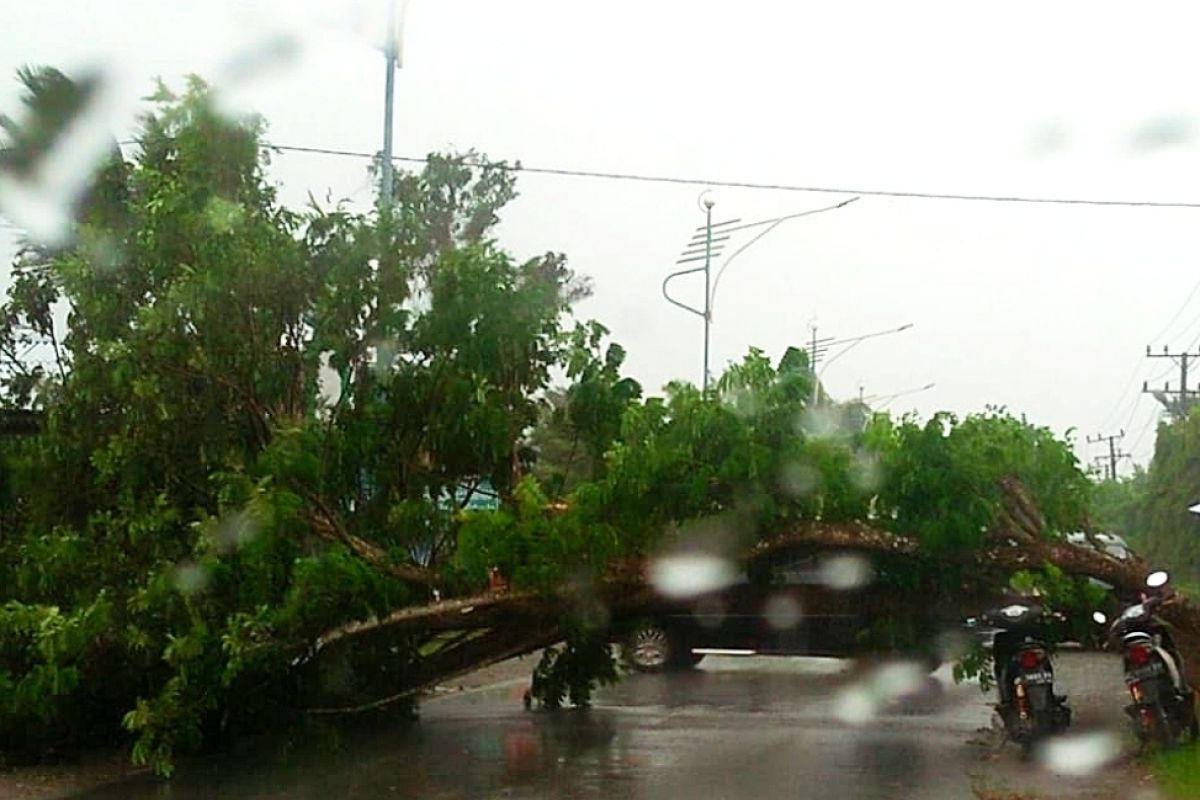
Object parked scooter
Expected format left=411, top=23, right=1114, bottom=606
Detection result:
left=977, top=600, right=1071, bottom=755
left=1093, top=570, right=1198, bottom=749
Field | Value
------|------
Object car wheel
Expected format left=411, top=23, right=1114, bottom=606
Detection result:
left=625, top=624, right=697, bottom=672
left=626, top=624, right=672, bottom=672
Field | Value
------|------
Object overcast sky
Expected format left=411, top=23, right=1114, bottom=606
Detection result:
left=3, top=0, right=1200, bottom=475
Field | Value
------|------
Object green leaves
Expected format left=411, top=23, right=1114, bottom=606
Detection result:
left=1126, top=409, right=1200, bottom=586
left=0, top=597, right=112, bottom=743
left=0, top=69, right=590, bottom=773
left=872, top=409, right=1089, bottom=551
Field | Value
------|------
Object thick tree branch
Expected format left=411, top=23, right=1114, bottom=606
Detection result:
left=302, top=492, right=441, bottom=587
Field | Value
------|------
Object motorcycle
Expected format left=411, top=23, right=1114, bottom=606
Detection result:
left=977, top=601, right=1071, bottom=755
left=1093, top=570, right=1198, bottom=749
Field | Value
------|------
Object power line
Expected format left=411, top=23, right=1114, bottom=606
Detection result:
left=1150, top=275, right=1200, bottom=344
left=1100, top=358, right=1174, bottom=435
left=264, top=142, right=1200, bottom=210
left=1128, top=410, right=1160, bottom=459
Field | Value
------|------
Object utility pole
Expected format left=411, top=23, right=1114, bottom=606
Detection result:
left=1087, top=430, right=1128, bottom=481
left=1143, top=344, right=1200, bottom=418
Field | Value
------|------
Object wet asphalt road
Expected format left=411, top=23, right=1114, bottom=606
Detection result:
left=67, top=652, right=1156, bottom=800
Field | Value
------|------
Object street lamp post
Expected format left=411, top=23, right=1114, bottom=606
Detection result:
left=813, top=323, right=915, bottom=404
left=379, top=1, right=408, bottom=209
left=662, top=195, right=859, bottom=392
left=865, top=382, right=936, bottom=410
left=661, top=195, right=742, bottom=392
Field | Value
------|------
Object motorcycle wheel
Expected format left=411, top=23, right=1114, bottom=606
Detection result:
left=1019, top=737, right=1034, bottom=760
left=1183, top=690, right=1200, bottom=742
left=1156, top=705, right=1178, bottom=749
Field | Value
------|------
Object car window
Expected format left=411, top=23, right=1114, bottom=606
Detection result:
left=769, top=556, right=820, bottom=586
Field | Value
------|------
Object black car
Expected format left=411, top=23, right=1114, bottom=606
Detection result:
left=621, top=550, right=940, bottom=672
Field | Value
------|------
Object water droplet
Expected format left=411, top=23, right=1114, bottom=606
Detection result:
left=721, top=385, right=762, bottom=418
left=1038, top=730, right=1121, bottom=776
left=212, top=509, right=259, bottom=553
left=934, top=628, right=972, bottom=662
left=849, top=450, right=881, bottom=492
left=1028, top=120, right=1070, bottom=157
left=833, top=659, right=926, bottom=725
left=797, top=405, right=851, bottom=440
left=779, top=461, right=819, bottom=497
left=820, top=554, right=873, bottom=590
left=204, top=196, right=245, bottom=233
left=371, top=335, right=398, bottom=374
left=874, top=661, right=925, bottom=697
left=1128, top=114, right=1198, bottom=153
left=0, top=68, right=128, bottom=246
left=764, top=594, right=802, bottom=630
left=174, top=561, right=210, bottom=595
left=220, top=33, right=301, bottom=85
left=649, top=554, right=736, bottom=600
left=834, top=686, right=875, bottom=725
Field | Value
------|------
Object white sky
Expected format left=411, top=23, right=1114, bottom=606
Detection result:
left=4, top=0, right=1200, bottom=475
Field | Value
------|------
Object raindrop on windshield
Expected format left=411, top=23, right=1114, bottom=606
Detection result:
left=779, top=460, right=819, bottom=497
left=833, top=659, right=927, bottom=725
left=211, top=508, right=260, bottom=554
left=1037, top=730, right=1122, bottom=776
left=0, top=68, right=129, bottom=245
left=820, top=554, right=874, bottom=590
left=796, top=404, right=855, bottom=441
left=848, top=449, right=881, bottom=492
left=204, top=195, right=246, bottom=233
left=174, top=560, right=211, bottom=595
left=764, top=593, right=802, bottom=630
left=649, top=553, right=736, bottom=600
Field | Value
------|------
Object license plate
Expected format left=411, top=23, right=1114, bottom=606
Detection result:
left=1021, top=670, right=1053, bottom=685
left=1126, top=663, right=1165, bottom=683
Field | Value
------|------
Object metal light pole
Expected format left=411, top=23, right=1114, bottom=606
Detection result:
left=662, top=195, right=739, bottom=392
left=701, top=199, right=713, bottom=392
left=379, top=1, right=408, bottom=209
left=708, top=197, right=859, bottom=318
left=865, top=382, right=936, bottom=410
left=380, top=44, right=396, bottom=205
left=663, top=195, right=858, bottom=393
left=813, top=323, right=916, bottom=404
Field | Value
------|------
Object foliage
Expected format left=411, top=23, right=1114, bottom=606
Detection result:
left=0, top=70, right=587, bottom=773
left=953, top=638, right=994, bottom=692
left=1009, top=563, right=1107, bottom=646
left=529, top=635, right=619, bottom=710
left=869, top=409, right=1089, bottom=552
left=1088, top=471, right=1147, bottom=546
left=1133, top=410, right=1200, bottom=585
left=528, top=321, right=642, bottom=496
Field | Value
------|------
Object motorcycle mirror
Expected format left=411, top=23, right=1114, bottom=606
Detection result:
left=1092, top=611, right=1107, bottom=625
left=1146, top=571, right=1170, bottom=589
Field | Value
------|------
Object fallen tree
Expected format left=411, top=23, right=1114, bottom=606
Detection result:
left=311, top=477, right=1200, bottom=710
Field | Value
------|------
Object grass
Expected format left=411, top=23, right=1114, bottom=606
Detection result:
left=1150, top=747, right=1200, bottom=799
